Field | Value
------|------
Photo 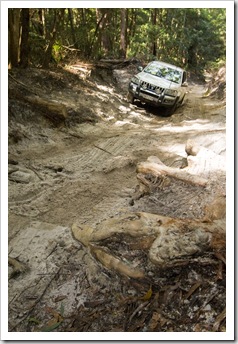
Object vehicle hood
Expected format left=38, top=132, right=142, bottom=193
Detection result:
left=136, top=72, right=179, bottom=89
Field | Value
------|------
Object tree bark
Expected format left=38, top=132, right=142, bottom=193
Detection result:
left=96, top=9, right=111, bottom=56
left=19, top=8, right=30, bottom=68
left=8, top=9, right=21, bottom=67
left=151, top=8, right=157, bottom=57
left=38, top=9, right=45, bottom=37
left=88, top=9, right=107, bottom=58
left=120, top=8, right=127, bottom=58
left=68, top=8, right=77, bottom=48
left=42, top=9, right=65, bottom=68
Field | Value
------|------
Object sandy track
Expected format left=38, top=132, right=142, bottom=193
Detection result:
left=7, top=67, right=226, bottom=332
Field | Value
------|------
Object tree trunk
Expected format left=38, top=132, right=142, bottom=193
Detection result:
left=96, top=9, right=111, bottom=56
left=38, top=9, right=45, bottom=37
left=68, top=8, right=77, bottom=48
left=42, top=9, right=64, bottom=68
left=151, top=8, right=157, bottom=57
left=19, top=8, right=30, bottom=68
left=129, top=9, right=137, bottom=39
left=8, top=9, right=21, bottom=67
left=120, top=8, right=127, bottom=58
left=88, top=9, right=107, bottom=58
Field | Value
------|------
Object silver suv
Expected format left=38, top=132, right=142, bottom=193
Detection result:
left=128, top=61, right=187, bottom=115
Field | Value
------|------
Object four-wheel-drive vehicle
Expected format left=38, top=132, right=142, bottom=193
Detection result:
left=127, top=60, right=188, bottom=115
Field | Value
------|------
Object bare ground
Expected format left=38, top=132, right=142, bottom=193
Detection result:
left=7, top=62, right=226, bottom=333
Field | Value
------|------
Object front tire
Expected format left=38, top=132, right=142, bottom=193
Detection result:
left=163, top=100, right=178, bottom=116
left=178, top=94, right=185, bottom=106
left=127, top=92, right=134, bottom=104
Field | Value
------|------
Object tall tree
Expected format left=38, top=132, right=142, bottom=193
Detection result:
left=8, top=8, right=225, bottom=70
left=96, top=9, right=111, bottom=56
left=38, top=9, right=45, bottom=37
left=151, top=8, right=157, bottom=57
left=88, top=9, right=106, bottom=57
left=120, top=8, right=127, bottom=58
left=19, top=8, right=30, bottom=68
left=68, top=8, right=77, bottom=48
left=8, top=8, right=21, bottom=67
left=42, top=8, right=65, bottom=68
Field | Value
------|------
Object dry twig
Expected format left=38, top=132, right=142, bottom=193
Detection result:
left=212, top=307, right=226, bottom=331
left=9, top=267, right=61, bottom=332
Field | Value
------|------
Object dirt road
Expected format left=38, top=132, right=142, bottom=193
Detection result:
left=7, top=65, right=226, bottom=332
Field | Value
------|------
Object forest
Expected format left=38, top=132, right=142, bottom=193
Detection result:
left=7, top=6, right=229, bottom=336
left=8, top=8, right=226, bottom=73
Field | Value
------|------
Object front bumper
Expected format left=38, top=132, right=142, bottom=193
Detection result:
left=128, top=82, right=176, bottom=107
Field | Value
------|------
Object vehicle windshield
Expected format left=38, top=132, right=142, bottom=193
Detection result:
left=144, top=63, right=182, bottom=84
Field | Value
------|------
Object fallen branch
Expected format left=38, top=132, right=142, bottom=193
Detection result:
left=212, top=307, right=226, bottom=331
left=9, top=267, right=61, bottom=332
left=137, top=159, right=208, bottom=187
left=62, top=45, right=81, bottom=52
left=8, top=257, right=29, bottom=279
left=89, top=244, right=145, bottom=279
left=94, top=144, right=114, bottom=156
left=128, top=301, right=149, bottom=326
left=184, top=281, right=202, bottom=300
left=9, top=88, right=68, bottom=125
left=25, top=95, right=68, bottom=123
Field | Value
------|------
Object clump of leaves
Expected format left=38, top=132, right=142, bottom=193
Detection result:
left=40, top=303, right=64, bottom=332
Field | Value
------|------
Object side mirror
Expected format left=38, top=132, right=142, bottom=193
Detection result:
left=137, top=66, right=143, bottom=72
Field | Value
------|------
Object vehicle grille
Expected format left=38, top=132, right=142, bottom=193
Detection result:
left=140, top=81, right=164, bottom=94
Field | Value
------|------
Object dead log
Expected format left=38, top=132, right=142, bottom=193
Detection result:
left=185, top=139, right=226, bottom=177
left=24, top=95, right=67, bottom=124
left=72, top=211, right=225, bottom=272
left=89, top=244, right=145, bottom=279
left=137, top=137, right=226, bottom=189
left=98, top=58, right=136, bottom=68
left=9, top=88, right=68, bottom=125
left=137, top=156, right=208, bottom=187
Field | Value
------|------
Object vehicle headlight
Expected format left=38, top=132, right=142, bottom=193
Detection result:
left=165, top=89, right=177, bottom=96
left=131, top=76, right=140, bottom=85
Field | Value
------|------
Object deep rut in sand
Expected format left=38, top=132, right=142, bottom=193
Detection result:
left=7, top=66, right=226, bottom=332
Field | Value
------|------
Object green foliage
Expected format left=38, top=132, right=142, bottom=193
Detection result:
left=52, top=41, right=64, bottom=63
left=28, top=32, right=46, bottom=66
left=22, top=7, right=226, bottom=72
